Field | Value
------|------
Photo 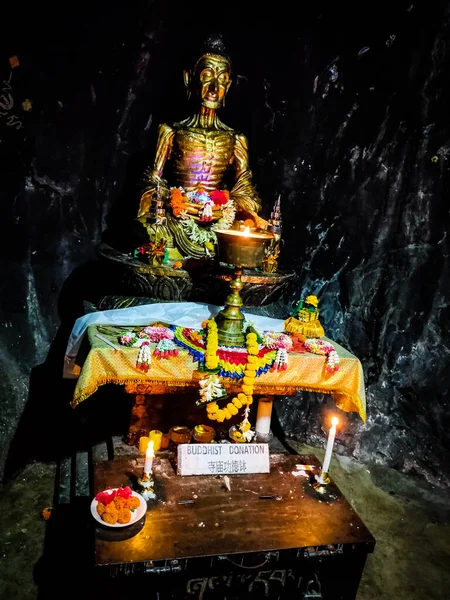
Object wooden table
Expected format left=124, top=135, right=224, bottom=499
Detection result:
left=93, top=454, right=375, bottom=599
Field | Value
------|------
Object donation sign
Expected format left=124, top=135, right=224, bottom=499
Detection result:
left=177, top=443, right=270, bottom=476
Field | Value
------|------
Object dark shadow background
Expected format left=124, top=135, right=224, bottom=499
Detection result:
left=1, top=1, right=449, bottom=484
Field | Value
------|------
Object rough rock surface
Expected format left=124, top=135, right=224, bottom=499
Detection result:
left=0, top=3, right=449, bottom=484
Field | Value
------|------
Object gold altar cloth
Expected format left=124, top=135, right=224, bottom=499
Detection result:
left=70, top=325, right=366, bottom=421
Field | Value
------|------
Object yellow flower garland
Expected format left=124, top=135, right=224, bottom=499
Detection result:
left=207, top=329, right=256, bottom=423
left=205, top=319, right=219, bottom=370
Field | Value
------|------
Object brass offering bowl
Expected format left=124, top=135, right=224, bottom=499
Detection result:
left=214, top=228, right=274, bottom=346
left=192, top=425, right=216, bottom=444
left=215, top=228, right=274, bottom=268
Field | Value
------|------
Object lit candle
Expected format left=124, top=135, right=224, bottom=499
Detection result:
left=144, top=440, right=154, bottom=475
left=322, top=417, right=338, bottom=474
left=149, top=430, right=163, bottom=452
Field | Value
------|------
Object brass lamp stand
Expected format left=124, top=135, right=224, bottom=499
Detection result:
left=214, top=229, right=274, bottom=346
left=215, top=266, right=246, bottom=346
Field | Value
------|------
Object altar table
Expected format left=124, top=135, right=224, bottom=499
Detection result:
left=70, top=324, right=366, bottom=422
left=93, top=454, right=375, bottom=599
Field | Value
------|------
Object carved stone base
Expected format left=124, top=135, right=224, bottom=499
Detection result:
left=95, top=243, right=296, bottom=309
left=97, top=243, right=193, bottom=301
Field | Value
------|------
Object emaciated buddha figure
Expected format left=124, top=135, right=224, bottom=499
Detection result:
left=136, top=35, right=266, bottom=260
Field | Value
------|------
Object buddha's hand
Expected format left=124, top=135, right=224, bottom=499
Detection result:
left=230, top=170, right=268, bottom=229
left=248, top=211, right=270, bottom=230
left=137, top=170, right=169, bottom=219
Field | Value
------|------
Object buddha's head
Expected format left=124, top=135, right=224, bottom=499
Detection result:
left=184, top=34, right=232, bottom=110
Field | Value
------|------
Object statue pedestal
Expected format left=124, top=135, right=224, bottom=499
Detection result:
left=95, top=243, right=296, bottom=310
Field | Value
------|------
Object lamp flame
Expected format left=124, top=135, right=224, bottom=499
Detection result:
left=243, top=226, right=250, bottom=237
left=331, top=417, right=339, bottom=427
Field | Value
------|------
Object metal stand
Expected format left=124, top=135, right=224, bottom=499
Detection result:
left=312, top=471, right=331, bottom=495
left=215, top=267, right=245, bottom=346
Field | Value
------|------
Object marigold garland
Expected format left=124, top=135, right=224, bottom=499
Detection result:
left=207, top=329, right=258, bottom=423
left=170, top=325, right=277, bottom=378
left=117, top=321, right=291, bottom=425
left=170, top=187, right=188, bottom=217
left=205, top=319, right=219, bottom=370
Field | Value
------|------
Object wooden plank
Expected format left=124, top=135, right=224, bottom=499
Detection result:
left=93, top=454, right=375, bottom=567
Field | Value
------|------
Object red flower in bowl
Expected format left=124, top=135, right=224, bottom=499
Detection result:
left=211, top=190, right=228, bottom=206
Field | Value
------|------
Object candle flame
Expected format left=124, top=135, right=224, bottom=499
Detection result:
left=146, top=440, right=155, bottom=457
left=243, top=226, right=250, bottom=237
left=331, top=417, right=339, bottom=427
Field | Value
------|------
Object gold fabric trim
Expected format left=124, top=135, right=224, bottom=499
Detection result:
left=71, top=326, right=366, bottom=421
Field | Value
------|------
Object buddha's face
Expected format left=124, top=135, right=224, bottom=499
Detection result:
left=188, top=54, right=231, bottom=110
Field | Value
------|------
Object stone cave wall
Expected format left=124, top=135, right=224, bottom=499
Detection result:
left=0, top=2, right=449, bottom=484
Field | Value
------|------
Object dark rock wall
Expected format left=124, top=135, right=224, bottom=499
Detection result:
left=271, top=3, right=450, bottom=486
left=1, top=2, right=449, bottom=483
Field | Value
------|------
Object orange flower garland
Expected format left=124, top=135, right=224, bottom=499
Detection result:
left=170, top=188, right=188, bottom=217
left=170, top=187, right=230, bottom=217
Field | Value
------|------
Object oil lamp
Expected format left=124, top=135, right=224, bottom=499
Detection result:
left=214, top=227, right=274, bottom=345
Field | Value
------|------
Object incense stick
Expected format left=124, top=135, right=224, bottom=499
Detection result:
left=95, top=333, right=121, bottom=350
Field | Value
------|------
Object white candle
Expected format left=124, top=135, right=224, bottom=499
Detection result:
left=144, top=440, right=154, bottom=475
left=255, top=397, right=274, bottom=435
left=322, top=417, right=338, bottom=474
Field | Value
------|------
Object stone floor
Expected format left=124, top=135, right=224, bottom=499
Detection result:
left=0, top=438, right=449, bottom=599
left=289, top=443, right=450, bottom=600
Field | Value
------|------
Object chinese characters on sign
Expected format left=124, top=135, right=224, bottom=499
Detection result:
left=178, top=443, right=270, bottom=476
left=207, top=459, right=247, bottom=474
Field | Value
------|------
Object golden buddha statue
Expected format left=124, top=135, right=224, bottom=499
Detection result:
left=136, top=35, right=266, bottom=260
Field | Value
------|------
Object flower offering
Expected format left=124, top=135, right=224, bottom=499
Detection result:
left=304, top=339, right=340, bottom=373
